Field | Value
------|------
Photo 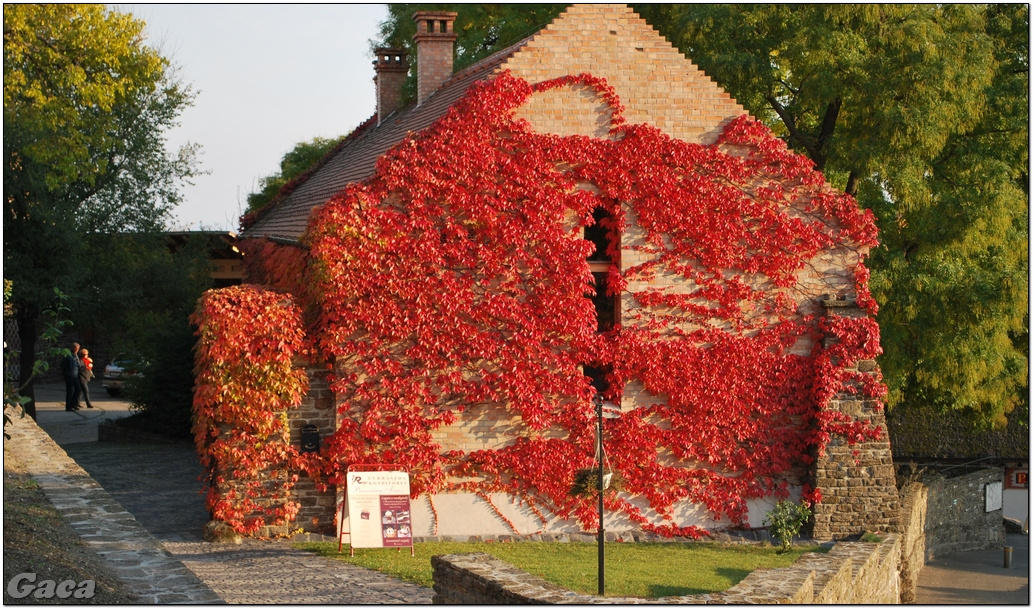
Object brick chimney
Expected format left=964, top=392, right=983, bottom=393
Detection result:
left=373, top=47, right=408, bottom=124
left=412, top=11, right=457, bottom=105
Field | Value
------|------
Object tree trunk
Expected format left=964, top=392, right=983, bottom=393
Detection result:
left=16, top=307, right=39, bottom=420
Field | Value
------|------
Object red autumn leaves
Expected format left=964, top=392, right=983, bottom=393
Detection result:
left=196, top=71, right=883, bottom=536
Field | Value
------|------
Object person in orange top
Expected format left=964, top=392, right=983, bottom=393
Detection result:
left=78, top=348, right=95, bottom=409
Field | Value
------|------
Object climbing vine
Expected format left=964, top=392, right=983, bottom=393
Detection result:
left=197, top=71, right=884, bottom=536
left=191, top=285, right=310, bottom=535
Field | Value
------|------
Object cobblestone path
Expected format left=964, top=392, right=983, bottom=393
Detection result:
left=49, top=431, right=433, bottom=603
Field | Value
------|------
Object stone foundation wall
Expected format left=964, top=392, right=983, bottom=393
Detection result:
left=431, top=535, right=901, bottom=604
left=286, top=366, right=337, bottom=535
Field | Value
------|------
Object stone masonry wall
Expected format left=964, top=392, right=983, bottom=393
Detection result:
left=284, top=366, right=336, bottom=535
left=922, top=467, right=1006, bottom=560
left=896, top=481, right=929, bottom=604
left=431, top=535, right=901, bottom=604
left=811, top=297, right=900, bottom=540
left=894, top=467, right=1005, bottom=602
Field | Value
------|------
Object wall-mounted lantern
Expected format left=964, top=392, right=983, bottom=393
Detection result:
left=300, top=424, right=321, bottom=453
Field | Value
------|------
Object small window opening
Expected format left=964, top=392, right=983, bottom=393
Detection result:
left=585, top=206, right=613, bottom=262
left=590, top=271, right=616, bottom=332
left=584, top=364, right=611, bottom=395
left=583, top=205, right=619, bottom=401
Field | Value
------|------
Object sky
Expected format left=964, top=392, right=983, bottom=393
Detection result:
left=117, top=4, right=390, bottom=231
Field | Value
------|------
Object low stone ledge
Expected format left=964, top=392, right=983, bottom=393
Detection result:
left=430, top=535, right=902, bottom=604
left=414, top=527, right=774, bottom=546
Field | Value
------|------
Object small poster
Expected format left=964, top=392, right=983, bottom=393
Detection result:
left=985, top=480, right=1003, bottom=513
left=346, top=470, right=412, bottom=550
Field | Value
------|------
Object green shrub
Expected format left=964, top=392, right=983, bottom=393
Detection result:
left=764, top=499, right=811, bottom=551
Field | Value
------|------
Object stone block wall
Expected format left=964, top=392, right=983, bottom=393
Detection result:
left=430, top=535, right=902, bottom=604
left=896, top=481, right=929, bottom=603
left=922, top=467, right=1006, bottom=559
left=285, top=365, right=337, bottom=535
left=811, top=297, right=900, bottom=540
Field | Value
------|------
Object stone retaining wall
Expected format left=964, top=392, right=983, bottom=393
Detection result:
left=922, top=467, right=1006, bottom=560
left=893, top=467, right=1005, bottom=602
left=431, top=535, right=901, bottom=604
left=429, top=466, right=1006, bottom=604
left=896, top=481, right=928, bottom=603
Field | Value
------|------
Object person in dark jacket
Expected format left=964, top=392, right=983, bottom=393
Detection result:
left=78, top=347, right=94, bottom=409
left=61, top=342, right=81, bottom=411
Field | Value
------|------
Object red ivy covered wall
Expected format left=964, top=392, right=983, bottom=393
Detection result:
left=196, top=71, right=886, bottom=537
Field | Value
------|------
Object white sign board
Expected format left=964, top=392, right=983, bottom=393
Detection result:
left=345, top=470, right=413, bottom=549
left=985, top=480, right=1003, bottom=513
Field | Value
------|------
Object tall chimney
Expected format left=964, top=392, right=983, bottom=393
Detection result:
left=373, top=47, right=408, bottom=124
left=412, top=11, right=457, bottom=105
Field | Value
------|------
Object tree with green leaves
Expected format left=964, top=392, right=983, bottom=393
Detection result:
left=245, top=136, right=344, bottom=216
left=374, top=4, right=1028, bottom=428
left=4, top=286, right=72, bottom=429
left=116, top=233, right=215, bottom=438
left=4, top=4, right=200, bottom=414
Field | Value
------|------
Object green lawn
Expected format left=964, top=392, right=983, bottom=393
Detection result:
left=296, top=540, right=826, bottom=598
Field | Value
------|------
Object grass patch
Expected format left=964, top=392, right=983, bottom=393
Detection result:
left=296, top=540, right=827, bottom=598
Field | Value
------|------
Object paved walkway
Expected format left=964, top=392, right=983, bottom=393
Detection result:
left=5, top=398, right=220, bottom=604
left=915, top=532, right=1029, bottom=604
left=14, top=383, right=433, bottom=604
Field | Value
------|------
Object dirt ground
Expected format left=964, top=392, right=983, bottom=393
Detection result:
left=3, top=443, right=137, bottom=604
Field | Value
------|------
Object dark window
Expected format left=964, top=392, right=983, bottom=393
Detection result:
left=583, top=364, right=611, bottom=394
left=584, top=205, right=618, bottom=397
left=591, top=272, right=616, bottom=332
left=585, top=206, right=613, bottom=262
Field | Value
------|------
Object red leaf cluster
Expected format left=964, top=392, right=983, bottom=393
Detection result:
left=191, top=285, right=310, bottom=535
left=200, top=71, right=883, bottom=537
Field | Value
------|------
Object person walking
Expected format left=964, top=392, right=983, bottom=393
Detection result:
left=78, top=348, right=95, bottom=409
left=61, top=342, right=81, bottom=411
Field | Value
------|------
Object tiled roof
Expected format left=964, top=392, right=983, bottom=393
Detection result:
left=244, top=37, right=532, bottom=242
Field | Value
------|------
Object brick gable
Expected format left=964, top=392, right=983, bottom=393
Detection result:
left=502, top=4, right=746, bottom=144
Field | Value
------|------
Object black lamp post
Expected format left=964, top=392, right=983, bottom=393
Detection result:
left=596, top=393, right=605, bottom=596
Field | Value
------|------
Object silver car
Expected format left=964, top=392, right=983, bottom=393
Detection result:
left=101, top=355, right=142, bottom=396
